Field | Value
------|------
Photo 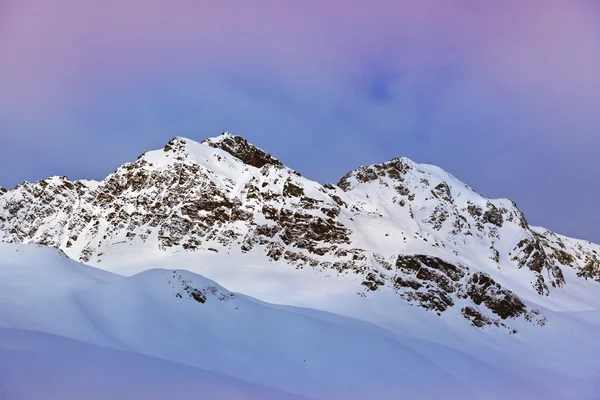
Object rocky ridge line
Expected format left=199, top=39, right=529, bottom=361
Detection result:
left=1, top=132, right=598, bottom=332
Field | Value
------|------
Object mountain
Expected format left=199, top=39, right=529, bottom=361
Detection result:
left=0, top=243, right=597, bottom=400
left=1, top=132, right=599, bottom=332
left=1, top=132, right=600, bottom=399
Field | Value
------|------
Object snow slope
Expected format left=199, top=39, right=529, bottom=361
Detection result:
left=0, top=328, right=313, bottom=400
left=1, top=243, right=599, bottom=400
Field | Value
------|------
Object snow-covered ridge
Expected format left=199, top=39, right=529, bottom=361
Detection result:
left=0, top=132, right=599, bottom=332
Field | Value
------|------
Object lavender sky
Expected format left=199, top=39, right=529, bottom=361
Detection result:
left=0, top=0, right=599, bottom=242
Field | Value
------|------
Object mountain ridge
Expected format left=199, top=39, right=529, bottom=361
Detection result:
left=1, top=132, right=599, bottom=333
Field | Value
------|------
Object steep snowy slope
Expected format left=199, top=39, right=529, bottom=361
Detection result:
left=1, top=132, right=598, bottom=333
left=1, top=243, right=599, bottom=400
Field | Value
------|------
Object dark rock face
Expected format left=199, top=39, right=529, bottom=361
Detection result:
left=396, top=255, right=466, bottom=294
left=467, top=202, right=483, bottom=218
left=203, top=133, right=283, bottom=169
left=482, top=203, right=504, bottom=227
left=362, top=272, right=385, bottom=291
left=514, top=239, right=546, bottom=273
left=511, top=237, right=566, bottom=294
left=507, top=200, right=530, bottom=230
left=337, top=158, right=412, bottom=191
left=577, top=257, right=600, bottom=282
left=189, top=288, right=207, bottom=303
left=463, top=272, right=526, bottom=319
left=533, top=229, right=598, bottom=284
left=282, top=180, right=305, bottom=197
left=461, top=307, right=494, bottom=328
left=432, top=182, right=452, bottom=203
left=391, top=254, right=538, bottom=326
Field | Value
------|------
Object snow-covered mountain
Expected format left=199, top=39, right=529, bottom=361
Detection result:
left=1, top=132, right=598, bottom=331
left=1, top=132, right=600, bottom=398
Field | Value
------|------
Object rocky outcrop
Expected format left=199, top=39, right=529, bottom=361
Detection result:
left=533, top=228, right=600, bottom=283
left=203, top=132, right=284, bottom=169
left=578, top=257, right=600, bottom=281
left=510, top=237, right=566, bottom=295
left=463, top=272, right=526, bottom=319
left=170, top=271, right=235, bottom=303
left=356, top=252, right=547, bottom=331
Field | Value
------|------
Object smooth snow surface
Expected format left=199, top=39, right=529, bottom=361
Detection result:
left=1, top=243, right=599, bottom=400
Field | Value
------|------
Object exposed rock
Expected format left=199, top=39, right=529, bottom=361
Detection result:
left=467, top=202, right=483, bottom=218
left=337, top=158, right=412, bottom=191
left=283, top=180, right=304, bottom=197
left=461, top=306, right=494, bottom=328
left=463, top=272, right=526, bottom=319
left=578, top=256, right=600, bottom=282
left=394, top=255, right=465, bottom=312
left=396, top=255, right=466, bottom=286
left=362, top=272, right=385, bottom=291
left=173, top=272, right=235, bottom=303
left=482, top=202, right=504, bottom=227
left=432, top=182, right=452, bottom=203
left=203, top=132, right=283, bottom=169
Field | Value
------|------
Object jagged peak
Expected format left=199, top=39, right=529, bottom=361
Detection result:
left=202, top=132, right=284, bottom=169
left=162, top=136, right=196, bottom=153
left=336, top=157, right=419, bottom=191
left=335, top=155, right=533, bottom=234
left=205, top=131, right=234, bottom=143
left=137, top=133, right=285, bottom=172
left=337, top=156, right=487, bottom=199
left=135, top=136, right=215, bottom=169
left=43, top=176, right=72, bottom=184
left=10, top=175, right=72, bottom=190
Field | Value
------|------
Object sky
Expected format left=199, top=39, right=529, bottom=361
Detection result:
left=0, top=0, right=599, bottom=242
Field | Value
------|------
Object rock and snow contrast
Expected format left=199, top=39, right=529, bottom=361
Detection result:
left=1, top=132, right=599, bottom=399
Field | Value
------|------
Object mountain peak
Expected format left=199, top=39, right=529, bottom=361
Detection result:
left=337, top=157, right=417, bottom=191
left=202, top=132, right=283, bottom=169
left=2, top=131, right=600, bottom=336
left=162, top=136, right=195, bottom=153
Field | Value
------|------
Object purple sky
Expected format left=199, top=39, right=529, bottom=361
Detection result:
left=1, top=0, right=599, bottom=242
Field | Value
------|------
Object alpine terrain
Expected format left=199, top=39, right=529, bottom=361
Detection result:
left=1, top=132, right=599, bottom=399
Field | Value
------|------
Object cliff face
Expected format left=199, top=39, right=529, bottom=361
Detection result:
left=2, top=132, right=598, bottom=331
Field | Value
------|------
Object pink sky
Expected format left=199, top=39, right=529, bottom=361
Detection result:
left=1, top=0, right=598, bottom=118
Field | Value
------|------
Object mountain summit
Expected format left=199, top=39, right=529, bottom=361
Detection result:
left=1, top=133, right=599, bottom=332
left=202, top=132, right=284, bottom=168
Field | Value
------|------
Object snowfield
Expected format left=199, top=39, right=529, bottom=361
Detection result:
left=0, top=328, right=313, bottom=400
left=0, top=243, right=599, bottom=400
